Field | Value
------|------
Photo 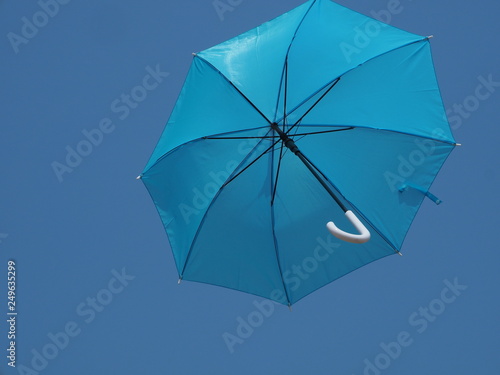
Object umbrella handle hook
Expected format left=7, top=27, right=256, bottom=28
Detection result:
left=326, top=210, right=371, bottom=244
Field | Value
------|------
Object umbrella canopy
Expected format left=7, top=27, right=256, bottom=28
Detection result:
left=139, top=0, right=457, bottom=306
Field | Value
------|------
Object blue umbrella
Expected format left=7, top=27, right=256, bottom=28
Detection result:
left=139, top=0, right=457, bottom=306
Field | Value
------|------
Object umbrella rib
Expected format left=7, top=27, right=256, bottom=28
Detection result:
left=195, top=55, right=272, bottom=125
left=274, top=0, right=318, bottom=124
left=222, top=73, right=341, bottom=200
left=204, top=127, right=354, bottom=140
left=200, top=126, right=271, bottom=139
left=149, top=125, right=329, bottom=176
left=179, top=130, right=276, bottom=278
left=271, top=138, right=285, bottom=206
left=174, top=125, right=455, bottom=145
left=270, top=127, right=354, bottom=202
left=270, top=209, right=292, bottom=307
left=283, top=59, right=289, bottom=128
left=292, top=77, right=341, bottom=128
left=273, top=76, right=341, bottom=140
left=293, top=127, right=354, bottom=136
left=276, top=76, right=341, bottom=126
left=299, top=124, right=457, bottom=146
left=143, top=126, right=272, bottom=173
left=270, top=144, right=292, bottom=306
left=221, top=138, right=281, bottom=189
left=275, top=37, right=433, bottom=126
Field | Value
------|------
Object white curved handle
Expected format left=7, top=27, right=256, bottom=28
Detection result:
left=326, top=210, right=371, bottom=244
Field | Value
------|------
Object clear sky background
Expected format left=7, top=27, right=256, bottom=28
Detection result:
left=1, top=0, right=499, bottom=374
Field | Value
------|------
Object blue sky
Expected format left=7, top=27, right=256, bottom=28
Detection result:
left=1, top=0, right=499, bottom=374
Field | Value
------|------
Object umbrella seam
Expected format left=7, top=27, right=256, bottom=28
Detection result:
left=275, top=38, right=431, bottom=125
left=195, top=55, right=272, bottom=125
left=273, top=0, right=318, bottom=123
left=270, top=137, right=293, bottom=306
left=177, top=278, right=292, bottom=306
left=297, top=150, right=402, bottom=253
left=142, top=126, right=271, bottom=173
left=179, top=129, right=275, bottom=278
left=291, top=251, right=395, bottom=306
left=289, top=147, right=457, bottom=305
left=395, top=143, right=457, bottom=253
left=148, top=125, right=454, bottom=174
left=296, top=124, right=457, bottom=146
left=145, top=23, right=434, bottom=175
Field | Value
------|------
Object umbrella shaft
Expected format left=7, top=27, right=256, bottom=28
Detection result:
left=296, top=153, right=348, bottom=213
left=271, top=123, right=348, bottom=213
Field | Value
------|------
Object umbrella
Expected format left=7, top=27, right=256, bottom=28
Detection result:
left=138, top=0, right=457, bottom=306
